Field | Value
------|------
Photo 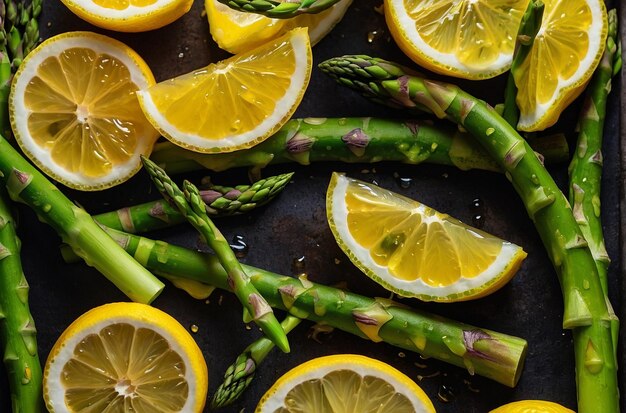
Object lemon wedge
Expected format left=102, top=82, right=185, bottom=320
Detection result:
left=256, top=354, right=435, bottom=412
left=384, top=0, right=530, bottom=79
left=206, top=0, right=352, bottom=54
left=327, top=172, right=527, bottom=302
left=491, top=400, right=575, bottom=413
left=9, top=31, right=159, bottom=191
left=43, top=303, right=208, bottom=413
left=514, top=0, right=607, bottom=131
left=137, top=28, right=312, bottom=153
left=60, top=0, right=193, bottom=32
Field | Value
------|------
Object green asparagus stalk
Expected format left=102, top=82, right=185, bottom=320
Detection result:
left=217, top=0, right=342, bottom=18
left=319, top=55, right=618, bottom=412
left=93, top=172, right=293, bottom=234
left=0, top=188, right=43, bottom=412
left=60, top=228, right=528, bottom=388
left=211, top=315, right=302, bottom=409
left=568, top=8, right=620, bottom=355
left=0, top=135, right=164, bottom=303
left=502, top=0, right=544, bottom=127
left=140, top=156, right=290, bottom=353
left=150, top=118, right=569, bottom=176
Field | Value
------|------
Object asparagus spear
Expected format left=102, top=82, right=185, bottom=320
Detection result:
left=217, top=0, right=342, bottom=18
left=61, top=227, right=528, bottom=388
left=140, top=156, right=290, bottom=353
left=0, top=188, right=43, bottom=412
left=0, top=135, right=164, bottom=303
left=211, top=315, right=302, bottom=409
left=568, top=8, right=620, bottom=355
left=150, top=117, right=569, bottom=176
left=502, top=0, right=544, bottom=127
left=93, top=172, right=293, bottom=234
left=319, top=55, right=618, bottom=413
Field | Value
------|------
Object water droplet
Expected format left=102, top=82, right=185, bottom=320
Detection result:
left=437, top=383, right=456, bottom=403
left=190, top=324, right=199, bottom=333
left=472, top=215, right=484, bottom=229
left=471, top=198, right=482, bottom=209
left=367, top=30, right=381, bottom=43
left=583, top=279, right=590, bottom=290
left=292, top=256, right=306, bottom=274
left=230, top=235, right=248, bottom=258
left=396, top=176, right=413, bottom=189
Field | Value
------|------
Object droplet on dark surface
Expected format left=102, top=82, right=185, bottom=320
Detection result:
left=292, top=256, right=306, bottom=275
left=437, top=383, right=456, bottom=403
left=472, top=198, right=482, bottom=209
left=230, top=235, right=248, bottom=258
left=472, top=214, right=484, bottom=229
left=397, top=176, right=413, bottom=189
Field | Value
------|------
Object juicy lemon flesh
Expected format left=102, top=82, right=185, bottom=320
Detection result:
left=345, top=180, right=502, bottom=287
left=491, top=400, right=575, bottom=413
left=515, top=0, right=591, bottom=111
left=60, top=322, right=189, bottom=412
left=93, top=0, right=158, bottom=10
left=405, top=0, right=527, bottom=68
left=145, top=39, right=296, bottom=141
left=24, top=47, right=150, bottom=178
left=273, top=370, right=416, bottom=412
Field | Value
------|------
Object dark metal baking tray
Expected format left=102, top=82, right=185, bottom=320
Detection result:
left=0, top=0, right=623, bottom=411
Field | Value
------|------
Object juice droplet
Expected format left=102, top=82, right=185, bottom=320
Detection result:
left=437, top=383, right=456, bottom=403
left=291, top=256, right=306, bottom=275
left=472, top=215, right=484, bottom=229
left=230, top=235, right=248, bottom=258
left=396, top=176, right=413, bottom=189
left=190, top=324, right=199, bottom=333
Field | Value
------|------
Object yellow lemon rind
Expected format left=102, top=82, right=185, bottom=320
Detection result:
left=490, top=399, right=575, bottom=413
left=60, top=0, right=194, bottom=32
left=256, top=354, right=435, bottom=413
left=137, top=28, right=312, bottom=154
left=327, top=172, right=527, bottom=302
left=9, top=31, right=159, bottom=191
left=516, top=0, right=608, bottom=132
left=43, top=302, right=208, bottom=413
left=384, top=0, right=521, bottom=80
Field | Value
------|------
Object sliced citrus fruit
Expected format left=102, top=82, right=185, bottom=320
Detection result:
left=43, top=302, right=208, bottom=413
left=9, top=31, right=159, bottom=191
left=384, top=0, right=530, bottom=79
left=137, top=28, right=312, bottom=153
left=205, top=0, right=352, bottom=54
left=514, top=0, right=607, bottom=131
left=256, top=354, right=435, bottom=412
left=490, top=400, right=575, bottom=413
left=60, top=0, right=193, bottom=32
left=327, top=172, right=527, bottom=302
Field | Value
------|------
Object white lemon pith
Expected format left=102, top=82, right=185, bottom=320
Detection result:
left=385, top=0, right=530, bottom=79
left=256, top=354, right=436, bottom=412
left=43, top=303, right=208, bottom=413
left=9, top=32, right=159, bottom=191
left=327, top=173, right=527, bottom=302
left=137, top=28, right=312, bottom=153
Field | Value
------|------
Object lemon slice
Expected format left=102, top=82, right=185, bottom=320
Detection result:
left=256, top=354, right=435, bottom=412
left=384, top=0, right=530, bottom=79
left=138, top=28, right=312, bottom=153
left=514, top=0, right=607, bottom=131
left=490, top=400, right=575, bottom=413
left=43, top=302, right=208, bottom=413
left=327, top=173, right=527, bottom=302
left=205, top=0, right=352, bottom=54
left=9, top=32, right=159, bottom=191
left=60, top=0, right=193, bottom=32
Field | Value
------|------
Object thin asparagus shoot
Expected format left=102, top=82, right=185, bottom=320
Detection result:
left=140, top=156, right=290, bottom=353
left=217, top=0, right=342, bottom=18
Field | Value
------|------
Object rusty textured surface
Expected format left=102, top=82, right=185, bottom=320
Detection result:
left=0, top=0, right=622, bottom=412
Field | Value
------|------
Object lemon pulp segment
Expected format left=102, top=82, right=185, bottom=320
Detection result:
left=92, top=0, right=158, bottom=9
left=61, top=322, right=188, bottom=411
left=24, top=48, right=148, bottom=178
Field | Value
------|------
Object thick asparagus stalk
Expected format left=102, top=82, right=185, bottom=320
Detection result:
left=568, top=9, right=620, bottom=354
left=61, top=228, right=528, bottom=388
left=502, top=0, right=544, bottom=126
left=140, top=156, right=290, bottom=353
left=319, top=55, right=618, bottom=412
left=0, top=135, right=164, bottom=303
left=93, top=172, right=293, bottom=234
left=150, top=118, right=569, bottom=176
left=217, top=0, right=342, bottom=18
left=0, top=188, right=43, bottom=412
left=211, top=315, right=302, bottom=409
